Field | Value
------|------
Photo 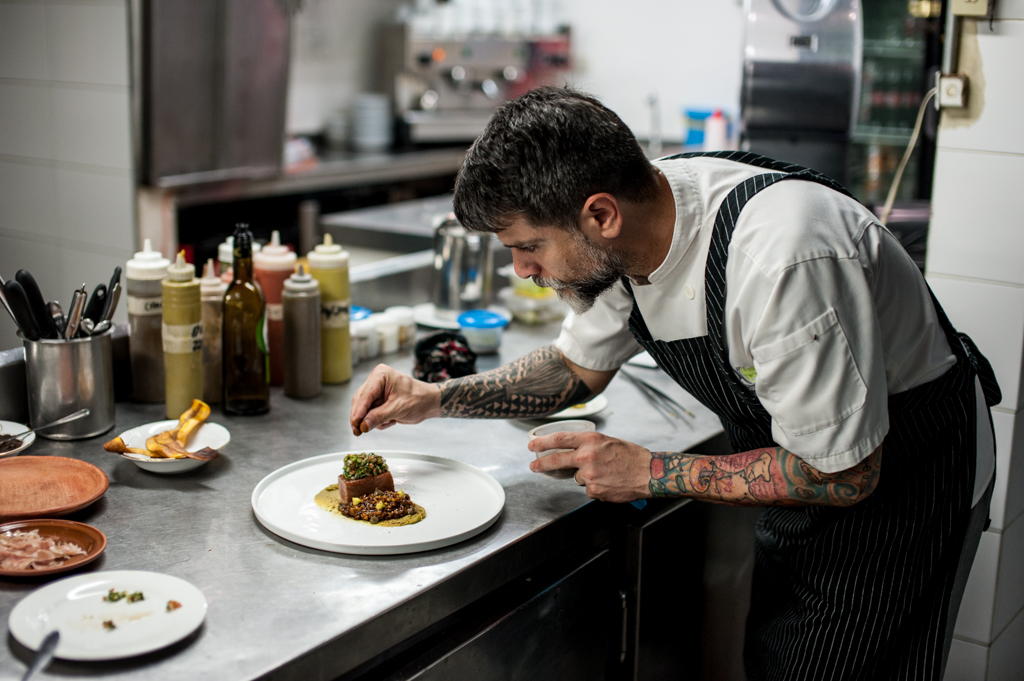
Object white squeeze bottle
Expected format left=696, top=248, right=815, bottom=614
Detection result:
left=126, top=239, right=170, bottom=402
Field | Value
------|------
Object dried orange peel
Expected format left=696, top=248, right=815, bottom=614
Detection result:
left=104, top=399, right=217, bottom=461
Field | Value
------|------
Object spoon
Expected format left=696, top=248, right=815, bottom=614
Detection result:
left=21, top=630, right=59, bottom=681
left=6, top=409, right=91, bottom=442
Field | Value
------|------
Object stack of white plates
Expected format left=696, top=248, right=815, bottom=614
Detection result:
left=352, top=93, right=393, bottom=152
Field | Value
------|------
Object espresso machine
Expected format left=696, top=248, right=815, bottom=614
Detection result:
left=381, top=23, right=571, bottom=144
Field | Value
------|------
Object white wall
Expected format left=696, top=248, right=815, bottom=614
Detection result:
left=927, top=6, right=1024, bottom=680
left=0, top=0, right=134, bottom=352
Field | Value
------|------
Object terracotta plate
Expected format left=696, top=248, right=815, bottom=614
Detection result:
left=0, top=457, right=109, bottom=521
left=0, top=519, right=107, bottom=577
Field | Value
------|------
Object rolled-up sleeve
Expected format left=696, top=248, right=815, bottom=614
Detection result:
left=749, top=257, right=889, bottom=473
left=554, top=280, right=642, bottom=372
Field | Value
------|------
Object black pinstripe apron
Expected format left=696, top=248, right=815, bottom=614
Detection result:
left=623, top=151, right=1001, bottom=680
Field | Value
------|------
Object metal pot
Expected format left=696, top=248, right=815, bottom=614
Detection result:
left=432, top=214, right=493, bottom=320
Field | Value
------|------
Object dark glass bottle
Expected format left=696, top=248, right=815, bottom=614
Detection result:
left=223, top=224, right=270, bottom=415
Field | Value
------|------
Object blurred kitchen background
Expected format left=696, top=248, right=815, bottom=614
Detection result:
left=1, top=1, right=1023, bottom=679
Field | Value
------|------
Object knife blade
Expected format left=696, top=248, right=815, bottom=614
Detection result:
left=83, top=283, right=107, bottom=323
left=100, top=266, right=121, bottom=321
left=3, top=280, right=41, bottom=341
left=15, top=270, right=59, bottom=339
left=102, top=281, right=121, bottom=322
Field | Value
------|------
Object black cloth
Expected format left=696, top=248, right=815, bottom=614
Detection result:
left=413, top=331, right=477, bottom=383
left=622, top=150, right=1000, bottom=680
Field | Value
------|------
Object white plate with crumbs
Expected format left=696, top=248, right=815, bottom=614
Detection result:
left=8, top=570, right=207, bottom=660
left=0, top=420, right=35, bottom=458
left=545, top=394, right=608, bottom=420
left=252, top=451, right=505, bottom=556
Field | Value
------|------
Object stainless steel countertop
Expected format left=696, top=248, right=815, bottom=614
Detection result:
left=0, top=322, right=723, bottom=680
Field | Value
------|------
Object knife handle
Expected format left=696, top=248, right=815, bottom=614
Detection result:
left=102, top=266, right=121, bottom=320
left=15, top=270, right=59, bottom=339
left=3, top=280, right=41, bottom=341
left=83, top=284, right=107, bottom=323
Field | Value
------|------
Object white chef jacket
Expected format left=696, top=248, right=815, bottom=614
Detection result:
left=556, top=156, right=992, bottom=499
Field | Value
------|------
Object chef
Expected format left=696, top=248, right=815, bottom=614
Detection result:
left=349, top=87, right=1000, bottom=680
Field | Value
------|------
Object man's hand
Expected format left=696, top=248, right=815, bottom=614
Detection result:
left=349, top=365, right=442, bottom=436
left=528, top=431, right=652, bottom=503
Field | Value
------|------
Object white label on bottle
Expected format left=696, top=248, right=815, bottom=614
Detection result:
left=266, top=303, right=283, bottom=322
left=127, top=295, right=163, bottom=316
left=162, top=322, right=203, bottom=354
left=321, top=300, right=350, bottom=329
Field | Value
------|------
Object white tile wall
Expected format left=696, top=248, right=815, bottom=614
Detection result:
left=992, top=513, right=1024, bottom=636
left=0, top=160, right=59, bottom=239
left=988, top=606, right=1024, bottom=681
left=0, top=233, right=64, bottom=350
left=990, top=410, right=1024, bottom=531
left=0, top=81, right=54, bottom=160
left=51, top=87, right=131, bottom=169
left=945, top=636, right=989, bottom=680
left=55, top=167, right=134, bottom=252
left=955, top=529, right=1001, bottom=643
left=938, top=20, right=1024, bottom=156
left=926, top=276, right=1024, bottom=411
left=57, top=246, right=129, bottom=326
left=927, top=149, right=1024, bottom=286
left=46, top=2, right=129, bottom=86
left=0, top=3, right=49, bottom=81
left=996, top=0, right=1024, bottom=22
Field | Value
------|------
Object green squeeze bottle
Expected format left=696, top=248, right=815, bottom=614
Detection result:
left=223, top=224, right=270, bottom=415
left=162, top=251, right=203, bottom=419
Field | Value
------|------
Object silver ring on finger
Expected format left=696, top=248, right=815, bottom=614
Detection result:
left=573, top=470, right=585, bottom=487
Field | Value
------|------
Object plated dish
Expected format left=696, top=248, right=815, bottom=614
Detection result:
left=545, top=394, right=609, bottom=420
left=252, top=451, right=505, bottom=555
left=107, top=420, right=229, bottom=475
left=0, top=457, right=108, bottom=521
left=0, top=519, right=106, bottom=578
left=8, top=569, right=207, bottom=660
left=0, top=419, right=36, bottom=458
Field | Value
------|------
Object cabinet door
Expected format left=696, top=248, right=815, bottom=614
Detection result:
left=400, top=550, right=614, bottom=681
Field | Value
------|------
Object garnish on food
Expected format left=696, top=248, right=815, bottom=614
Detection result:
left=338, top=489, right=419, bottom=524
left=103, top=589, right=127, bottom=602
left=127, top=591, right=144, bottom=603
left=0, top=530, right=86, bottom=570
left=337, top=453, right=394, bottom=504
left=103, top=620, right=116, bottom=630
left=103, top=399, right=218, bottom=461
left=166, top=600, right=182, bottom=612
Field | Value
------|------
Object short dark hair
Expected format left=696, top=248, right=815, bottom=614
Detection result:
left=453, top=87, right=658, bottom=233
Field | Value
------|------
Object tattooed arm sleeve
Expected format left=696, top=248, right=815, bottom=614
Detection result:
left=648, top=445, right=882, bottom=507
left=439, top=345, right=593, bottom=419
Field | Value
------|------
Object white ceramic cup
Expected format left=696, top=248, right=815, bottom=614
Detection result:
left=527, top=419, right=597, bottom=480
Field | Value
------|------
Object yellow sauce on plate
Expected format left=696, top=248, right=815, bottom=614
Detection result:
left=314, top=484, right=426, bottom=527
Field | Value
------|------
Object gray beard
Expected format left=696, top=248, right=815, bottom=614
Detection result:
left=532, top=234, right=628, bottom=315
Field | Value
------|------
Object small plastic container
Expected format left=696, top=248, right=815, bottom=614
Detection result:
left=457, top=309, right=508, bottom=354
left=527, top=420, right=597, bottom=480
left=372, top=313, right=400, bottom=354
left=350, top=317, right=379, bottom=362
left=384, top=306, right=416, bottom=350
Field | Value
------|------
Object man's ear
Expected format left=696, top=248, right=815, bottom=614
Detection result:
left=579, top=193, right=622, bottom=241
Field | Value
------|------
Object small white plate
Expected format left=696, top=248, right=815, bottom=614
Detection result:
left=413, top=303, right=512, bottom=331
left=252, top=451, right=505, bottom=555
left=8, top=569, right=207, bottom=661
left=114, top=421, right=230, bottom=474
left=0, top=420, right=35, bottom=458
left=545, top=394, right=609, bottom=420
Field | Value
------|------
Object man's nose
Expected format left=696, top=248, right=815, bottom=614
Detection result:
left=512, top=251, right=540, bottom=279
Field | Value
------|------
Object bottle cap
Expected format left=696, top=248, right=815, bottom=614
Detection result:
left=126, top=239, right=171, bottom=280
left=458, top=309, right=508, bottom=329
left=307, top=233, right=349, bottom=270
left=200, top=258, right=226, bottom=296
left=253, top=230, right=297, bottom=271
left=218, top=235, right=261, bottom=266
left=166, top=251, right=195, bottom=282
left=284, top=264, right=320, bottom=292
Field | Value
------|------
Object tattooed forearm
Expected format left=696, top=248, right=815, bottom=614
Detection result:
left=439, top=345, right=592, bottom=419
left=648, top=445, right=882, bottom=507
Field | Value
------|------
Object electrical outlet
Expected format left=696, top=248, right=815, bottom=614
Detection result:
left=938, top=74, right=969, bottom=108
left=951, top=0, right=990, bottom=17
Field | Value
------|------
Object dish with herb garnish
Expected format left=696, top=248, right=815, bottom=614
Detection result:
left=314, top=453, right=426, bottom=526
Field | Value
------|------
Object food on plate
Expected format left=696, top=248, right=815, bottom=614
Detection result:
left=0, top=529, right=86, bottom=570
left=103, top=620, right=116, bottom=630
left=315, top=486, right=426, bottom=527
left=103, top=399, right=219, bottom=461
left=167, top=600, right=182, bottom=612
left=337, top=452, right=394, bottom=504
left=0, top=433, right=23, bottom=454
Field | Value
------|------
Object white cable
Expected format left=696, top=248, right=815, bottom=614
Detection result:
left=880, top=87, right=938, bottom=226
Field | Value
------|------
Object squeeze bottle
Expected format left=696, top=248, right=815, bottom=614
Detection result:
left=200, top=259, right=227, bottom=404
left=283, top=265, right=321, bottom=399
left=307, top=234, right=352, bottom=384
left=126, top=239, right=170, bottom=402
left=162, top=251, right=203, bottom=418
left=253, top=230, right=296, bottom=386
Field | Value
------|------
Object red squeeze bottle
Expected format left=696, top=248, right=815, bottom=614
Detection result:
left=253, top=230, right=297, bottom=386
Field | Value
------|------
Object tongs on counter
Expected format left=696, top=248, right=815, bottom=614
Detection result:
left=618, top=369, right=695, bottom=427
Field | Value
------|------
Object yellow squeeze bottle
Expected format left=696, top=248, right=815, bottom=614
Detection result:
left=306, top=234, right=351, bottom=384
left=162, top=251, right=203, bottom=418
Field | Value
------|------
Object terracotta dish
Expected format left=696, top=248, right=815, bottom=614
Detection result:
left=0, top=457, right=109, bottom=521
left=0, top=519, right=107, bottom=577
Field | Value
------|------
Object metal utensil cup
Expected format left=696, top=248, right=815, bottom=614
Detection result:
left=21, top=329, right=115, bottom=440
left=432, top=214, right=493, bottom=320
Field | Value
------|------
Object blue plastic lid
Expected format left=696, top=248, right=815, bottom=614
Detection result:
left=458, top=310, right=508, bottom=329
left=351, top=305, right=372, bottom=321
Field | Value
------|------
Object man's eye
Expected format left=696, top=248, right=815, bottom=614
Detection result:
left=518, top=245, right=536, bottom=253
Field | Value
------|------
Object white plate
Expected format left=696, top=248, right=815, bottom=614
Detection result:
left=252, top=451, right=505, bottom=555
left=0, top=420, right=35, bottom=458
left=114, top=421, right=230, bottom=474
left=545, top=394, right=609, bottom=420
left=8, top=570, right=207, bottom=661
left=413, top=303, right=512, bottom=331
